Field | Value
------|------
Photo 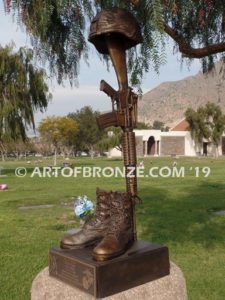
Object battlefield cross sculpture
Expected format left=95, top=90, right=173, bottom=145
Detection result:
left=61, top=8, right=142, bottom=261
left=50, top=8, right=169, bottom=298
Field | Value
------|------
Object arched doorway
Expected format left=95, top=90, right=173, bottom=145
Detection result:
left=147, top=136, right=155, bottom=155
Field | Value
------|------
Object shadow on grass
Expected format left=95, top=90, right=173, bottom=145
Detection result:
left=137, top=182, right=225, bottom=249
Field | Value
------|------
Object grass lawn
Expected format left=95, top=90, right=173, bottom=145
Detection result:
left=0, top=156, right=225, bottom=300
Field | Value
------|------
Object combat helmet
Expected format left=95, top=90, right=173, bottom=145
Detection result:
left=88, top=7, right=143, bottom=54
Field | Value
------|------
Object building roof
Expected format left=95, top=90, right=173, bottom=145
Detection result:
left=171, top=119, right=190, bottom=131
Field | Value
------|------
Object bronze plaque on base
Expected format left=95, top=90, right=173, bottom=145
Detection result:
left=49, top=240, right=170, bottom=298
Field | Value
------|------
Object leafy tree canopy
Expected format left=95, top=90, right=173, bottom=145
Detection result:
left=152, top=120, right=169, bottom=131
left=0, top=44, right=51, bottom=141
left=68, top=106, right=104, bottom=153
left=96, top=127, right=123, bottom=153
left=136, top=121, right=151, bottom=129
left=185, top=102, right=225, bottom=147
left=5, top=0, right=225, bottom=88
left=38, top=115, right=78, bottom=147
left=38, top=115, right=78, bottom=164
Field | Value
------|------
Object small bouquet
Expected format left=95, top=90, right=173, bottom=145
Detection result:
left=74, top=195, right=94, bottom=224
left=0, top=184, right=8, bottom=191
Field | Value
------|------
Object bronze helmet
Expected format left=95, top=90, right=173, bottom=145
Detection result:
left=88, top=8, right=143, bottom=54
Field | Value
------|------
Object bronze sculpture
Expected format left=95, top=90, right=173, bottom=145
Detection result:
left=61, top=8, right=142, bottom=260
left=50, top=8, right=169, bottom=297
left=61, top=188, right=111, bottom=249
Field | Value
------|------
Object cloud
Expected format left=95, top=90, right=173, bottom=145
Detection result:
left=51, top=85, right=103, bottom=97
left=35, top=85, right=112, bottom=124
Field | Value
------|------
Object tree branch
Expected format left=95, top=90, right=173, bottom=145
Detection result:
left=164, top=24, right=225, bottom=58
left=126, top=0, right=141, bottom=6
left=125, top=0, right=225, bottom=58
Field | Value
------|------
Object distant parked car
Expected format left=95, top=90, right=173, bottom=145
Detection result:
left=77, top=151, right=88, bottom=157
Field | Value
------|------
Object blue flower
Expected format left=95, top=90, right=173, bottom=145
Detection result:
left=74, top=196, right=94, bottom=219
left=85, top=200, right=94, bottom=211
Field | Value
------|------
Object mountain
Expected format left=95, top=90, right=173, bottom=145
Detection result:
left=138, top=62, right=225, bottom=128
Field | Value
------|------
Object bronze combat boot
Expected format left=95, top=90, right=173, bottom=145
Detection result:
left=93, top=191, right=134, bottom=261
left=60, top=188, right=111, bottom=249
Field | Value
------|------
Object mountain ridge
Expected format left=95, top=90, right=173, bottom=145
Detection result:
left=138, top=62, right=225, bottom=128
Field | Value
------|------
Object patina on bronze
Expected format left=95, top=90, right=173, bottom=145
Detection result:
left=92, top=190, right=134, bottom=261
left=88, top=8, right=142, bottom=55
left=50, top=241, right=169, bottom=298
left=60, top=7, right=142, bottom=258
left=88, top=7, right=142, bottom=203
left=61, top=188, right=111, bottom=249
left=88, top=7, right=142, bottom=261
left=50, top=7, right=170, bottom=297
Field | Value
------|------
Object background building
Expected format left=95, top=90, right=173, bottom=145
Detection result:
left=109, top=119, right=225, bottom=157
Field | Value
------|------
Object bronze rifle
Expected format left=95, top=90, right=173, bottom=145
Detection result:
left=97, top=80, right=139, bottom=240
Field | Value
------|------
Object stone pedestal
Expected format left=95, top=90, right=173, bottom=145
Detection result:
left=31, top=261, right=188, bottom=300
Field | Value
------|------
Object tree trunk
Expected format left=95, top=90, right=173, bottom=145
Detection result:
left=15, top=151, right=19, bottom=160
left=73, top=146, right=77, bottom=157
left=62, top=148, right=65, bottom=160
left=1, top=152, right=5, bottom=162
left=90, top=146, right=94, bottom=159
left=0, top=141, right=5, bottom=161
left=214, top=144, right=219, bottom=158
left=194, top=141, right=200, bottom=156
left=54, top=148, right=57, bottom=166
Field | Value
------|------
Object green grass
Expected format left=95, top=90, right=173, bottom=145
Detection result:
left=0, top=156, right=225, bottom=300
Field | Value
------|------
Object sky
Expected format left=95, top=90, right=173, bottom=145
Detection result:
left=0, top=3, right=202, bottom=128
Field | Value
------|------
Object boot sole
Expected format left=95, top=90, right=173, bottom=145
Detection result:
left=60, top=238, right=102, bottom=250
left=93, top=239, right=134, bottom=261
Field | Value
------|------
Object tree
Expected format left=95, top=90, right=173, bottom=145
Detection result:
left=136, top=121, right=151, bottom=129
left=33, top=137, right=53, bottom=157
left=153, top=120, right=164, bottom=130
left=152, top=120, right=169, bottom=131
left=38, top=116, right=78, bottom=165
left=0, top=45, right=51, bottom=142
left=0, top=134, right=10, bottom=161
left=96, top=127, right=123, bottom=154
left=68, top=106, right=104, bottom=155
left=0, top=135, right=37, bottom=161
left=5, top=1, right=225, bottom=87
left=185, top=102, right=225, bottom=157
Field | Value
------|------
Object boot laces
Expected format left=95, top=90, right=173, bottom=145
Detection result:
left=85, top=198, right=108, bottom=227
left=107, top=194, right=130, bottom=236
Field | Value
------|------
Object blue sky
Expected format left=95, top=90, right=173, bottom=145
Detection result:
left=0, top=3, right=202, bottom=126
